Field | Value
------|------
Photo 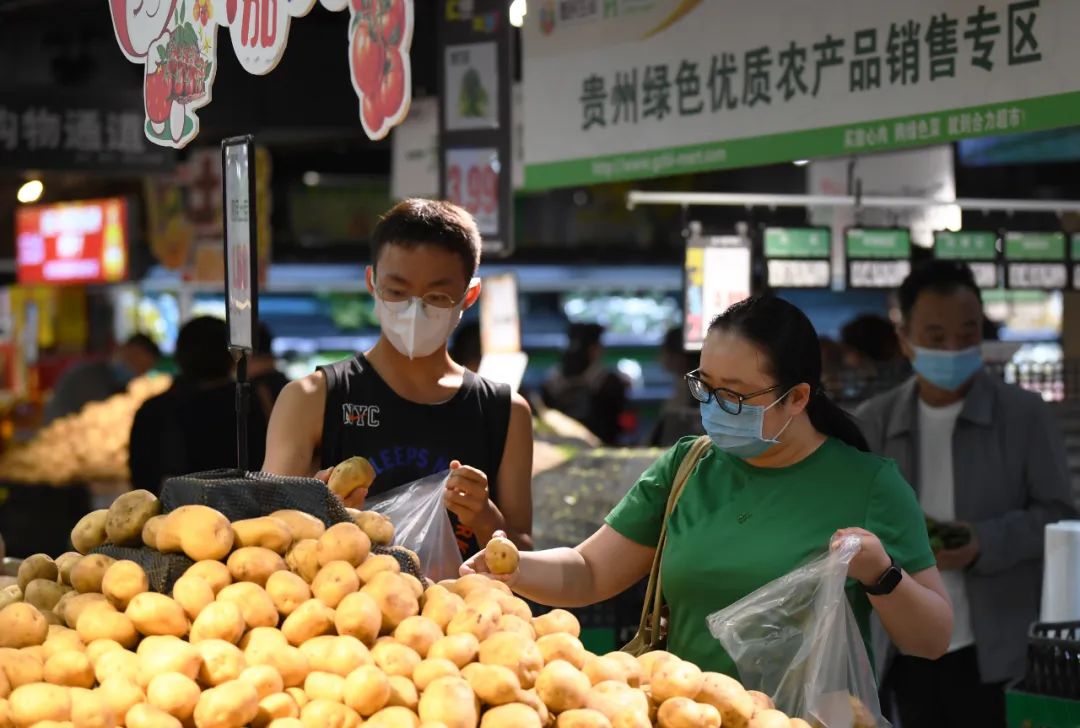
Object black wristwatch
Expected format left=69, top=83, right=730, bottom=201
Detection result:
left=862, top=555, right=903, bottom=596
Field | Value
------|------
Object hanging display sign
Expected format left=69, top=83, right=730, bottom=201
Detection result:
left=1004, top=230, right=1068, bottom=290
left=523, top=0, right=1080, bottom=189
left=933, top=230, right=1000, bottom=288
left=763, top=227, right=832, bottom=289
left=1072, top=235, right=1080, bottom=292
left=684, top=230, right=751, bottom=351
left=438, top=0, right=514, bottom=257
left=477, top=272, right=527, bottom=390
left=15, top=198, right=130, bottom=286
left=222, top=136, right=258, bottom=351
left=845, top=227, right=911, bottom=289
left=107, top=0, right=413, bottom=148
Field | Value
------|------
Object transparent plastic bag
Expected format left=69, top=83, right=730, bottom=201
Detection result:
left=364, top=471, right=463, bottom=582
left=706, top=536, right=887, bottom=728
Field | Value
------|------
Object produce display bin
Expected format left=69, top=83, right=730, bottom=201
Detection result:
left=1006, top=622, right=1080, bottom=728
left=1007, top=681, right=1080, bottom=728
left=0, top=481, right=90, bottom=558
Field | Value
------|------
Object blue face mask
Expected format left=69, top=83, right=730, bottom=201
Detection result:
left=912, top=346, right=983, bottom=392
left=700, top=390, right=793, bottom=459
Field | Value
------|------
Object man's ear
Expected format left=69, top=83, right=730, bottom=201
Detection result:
left=365, top=266, right=376, bottom=295
left=463, top=279, right=482, bottom=310
left=897, top=322, right=915, bottom=360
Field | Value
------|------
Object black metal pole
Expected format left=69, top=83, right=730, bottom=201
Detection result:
left=233, top=348, right=250, bottom=472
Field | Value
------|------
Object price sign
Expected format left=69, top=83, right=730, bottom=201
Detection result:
left=934, top=231, right=999, bottom=289
left=846, top=227, right=911, bottom=290
left=1007, top=263, right=1068, bottom=290
left=222, top=136, right=259, bottom=352
left=849, top=260, right=912, bottom=289
left=763, top=227, right=831, bottom=289
left=767, top=260, right=831, bottom=288
left=1003, top=230, right=1067, bottom=290
left=445, top=148, right=500, bottom=236
left=685, top=231, right=751, bottom=351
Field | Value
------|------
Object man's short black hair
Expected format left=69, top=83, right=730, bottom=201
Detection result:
left=124, top=333, right=161, bottom=360
left=371, top=199, right=482, bottom=280
left=175, top=316, right=232, bottom=382
left=898, top=260, right=981, bottom=321
left=841, top=314, right=900, bottom=362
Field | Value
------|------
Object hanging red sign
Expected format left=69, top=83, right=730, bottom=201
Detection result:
left=107, top=0, right=413, bottom=148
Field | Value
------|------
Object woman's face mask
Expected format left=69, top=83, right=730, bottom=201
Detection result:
left=700, top=388, right=794, bottom=459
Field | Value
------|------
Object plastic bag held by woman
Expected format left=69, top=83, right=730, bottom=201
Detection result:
left=365, top=470, right=463, bottom=582
left=707, top=535, right=887, bottom=728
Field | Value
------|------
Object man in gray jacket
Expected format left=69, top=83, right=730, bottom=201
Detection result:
left=857, top=260, right=1077, bottom=728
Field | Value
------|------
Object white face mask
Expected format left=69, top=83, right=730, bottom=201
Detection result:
left=374, top=280, right=478, bottom=360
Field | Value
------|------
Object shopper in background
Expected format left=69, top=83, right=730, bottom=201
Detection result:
left=45, top=334, right=161, bottom=423
left=129, top=317, right=267, bottom=494
left=857, top=261, right=1077, bottom=728
left=466, top=296, right=952, bottom=676
left=450, top=320, right=483, bottom=373
left=250, top=323, right=290, bottom=420
left=646, top=325, right=703, bottom=447
left=262, top=199, right=534, bottom=559
left=541, top=322, right=629, bottom=445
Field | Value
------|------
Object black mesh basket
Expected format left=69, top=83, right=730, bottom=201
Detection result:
left=91, top=545, right=195, bottom=594
left=1024, top=621, right=1080, bottom=699
left=161, top=469, right=352, bottom=525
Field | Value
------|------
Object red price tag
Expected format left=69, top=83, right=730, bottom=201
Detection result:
left=445, top=148, right=499, bottom=235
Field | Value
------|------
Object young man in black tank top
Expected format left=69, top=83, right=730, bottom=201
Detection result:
left=262, top=199, right=533, bottom=558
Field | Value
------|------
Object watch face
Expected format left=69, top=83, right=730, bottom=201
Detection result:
left=880, top=566, right=903, bottom=594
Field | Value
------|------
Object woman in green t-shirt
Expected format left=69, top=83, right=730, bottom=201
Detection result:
left=463, top=296, right=953, bottom=676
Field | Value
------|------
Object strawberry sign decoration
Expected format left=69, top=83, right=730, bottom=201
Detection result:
left=107, top=0, right=413, bottom=148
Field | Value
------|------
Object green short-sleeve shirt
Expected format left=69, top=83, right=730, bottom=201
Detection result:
left=605, top=436, right=935, bottom=676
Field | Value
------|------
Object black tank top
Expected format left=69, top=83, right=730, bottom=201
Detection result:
left=318, top=354, right=512, bottom=558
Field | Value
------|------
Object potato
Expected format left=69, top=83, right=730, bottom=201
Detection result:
left=240, top=628, right=288, bottom=666
left=418, top=677, right=477, bottom=728
left=94, top=649, right=139, bottom=685
left=226, top=548, right=287, bottom=588
left=537, top=634, right=588, bottom=670
left=481, top=704, right=541, bottom=728
left=285, top=687, right=308, bottom=710
left=327, top=457, right=376, bottom=502
left=42, top=631, right=84, bottom=662
left=461, top=663, right=520, bottom=707
left=365, top=706, right=419, bottom=728
left=584, top=682, right=649, bottom=725
left=17, top=555, right=58, bottom=593
left=285, top=542, right=320, bottom=585
left=195, top=640, right=247, bottom=687
left=43, top=651, right=94, bottom=688
left=634, top=652, right=675, bottom=686
left=393, top=617, right=443, bottom=658
left=0, top=649, right=42, bottom=689
left=137, top=636, right=201, bottom=687
left=96, top=678, right=145, bottom=725
left=0, top=604, right=47, bottom=648
left=141, top=516, right=167, bottom=551
left=533, top=610, right=580, bottom=639
left=311, top=562, right=359, bottom=609
left=343, top=665, right=390, bottom=717
left=102, top=562, right=148, bottom=611
left=268, top=720, right=304, bottom=728
left=297, top=635, right=369, bottom=678
left=361, top=572, right=419, bottom=632
left=747, top=691, right=774, bottom=713
left=317, top=524, right=371, bottom=569
left=300, top=699, right=361, bottom=728
left=85, top=639, right=123, bottom=665
left=583, top=656, right=630, bottom=687
left=71, top=556, right=116, bottom=595
left=479, top=632, right=544, bottom=689
left=264, top=646, right=309, bottom=690
left=216, top=583, right=278, bottom=630
left=655, top=697, right=720, bottom=728
left=747, top=709, right=789, bottom=728
left=304, top=672, right=345, bottom=702
left=69, top=688, right=115, bottom=728
left=126, top=703, right=182, bottom=728
left=281, top=600, right=335, bottom=646
left=232, top=518, right=293, bottom=555
left=356, top=556, right=401, bottom=585
left=412, top=659, right=459, bottom=692
left=0, top=698, right=9, bottom=728
left=789, top=719, right=813, bottom=728
left=183, top=562, right=232, bottom=595
left=696, top=672, right=754, bottom=728
left=9, top=683, right=70, bottom=725
left=371, top=641, right=420, bottom=679
left=72, top=511, right=109, bottom=555
left=421, top=587, right=464, bottom=632
left=147, top=673, right=201, bottom=722
left=536, top=660, right=591, bottom=713
left=240, top=665, right=284, bottom=700
left=23, top=580, right=67, bottom=613
left=265, top=572, right=311, bottom=618
left=162, top=506, right=234, bottom=562
left=126, top=594, right=189, bottom=638
left=428, top=634, right=479, bottom=670
left=270, top=512, right=325, bottom=543
left=447, top=604, right=501, bottom=643
left=190, top=602, right=246, bottom=645
left=0, top=591, right=19, bottom=614
left=650, top=660, right=703, bottom=703
left=55, top=554, right=81, bottom=588
left=253, top=693, right=299, bottom=728
left=106, top=490, right=161, bottom=547
left=193, top=679, right=260, bottom=728
left=353, top=512, right=394, bottom=546
left=171, top=576, right=214, bottom=622
left=386, top=677, right=418, bottom=712
left=483, top=537, right=519, bottom=576
left=557, top=709, right=612, bottom=728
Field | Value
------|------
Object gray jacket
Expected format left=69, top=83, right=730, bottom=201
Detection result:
left=856, top=372, right=1078, bottom=683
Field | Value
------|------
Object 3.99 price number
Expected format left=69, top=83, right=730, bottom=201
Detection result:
left=445, top=148, right=499, bottom=235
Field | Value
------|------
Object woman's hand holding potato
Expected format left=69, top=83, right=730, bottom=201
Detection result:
left=460, top=532, right=519, bottom=587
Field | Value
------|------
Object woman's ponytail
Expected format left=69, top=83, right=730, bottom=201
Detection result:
left=805, top=390, right=870, bottom=452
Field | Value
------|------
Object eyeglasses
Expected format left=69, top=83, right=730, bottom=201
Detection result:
left=685, top=369, right=780, bottom=415
left=375, top=285, right=464, bottom=310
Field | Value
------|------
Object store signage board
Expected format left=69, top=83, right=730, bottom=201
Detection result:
left=222, top=137, right=258, bottom=352
left=764, top=227, right=832, bottom=289
left=934, top=230, right=999, bottom=288
left=1072, top=234, right=1080, bottom=292
left=15, top=198, right=129, bottom=286
left=438, top=0, right=514, bottom=257
left=523, top=1, right=1080, bottom=189
left=846, top=228, right=911, bottom=289
left=685, top=233, right=751, bottom=351
left=107, top=0, right=413, bottom=148
left=1004, top=231, right=1068, bottom=290
left=477, top=272, right=525, bottom=390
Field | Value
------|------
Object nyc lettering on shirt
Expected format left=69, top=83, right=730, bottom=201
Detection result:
left=342, top=404, right=380, bottom=427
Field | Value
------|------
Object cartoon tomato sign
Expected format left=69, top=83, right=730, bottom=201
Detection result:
left=348, top=0, right=414, bottom=141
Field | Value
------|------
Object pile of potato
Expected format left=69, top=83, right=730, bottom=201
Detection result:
left=0, top=375, right=172, bottom=486
left=0, top=490, right=824, bottom=728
